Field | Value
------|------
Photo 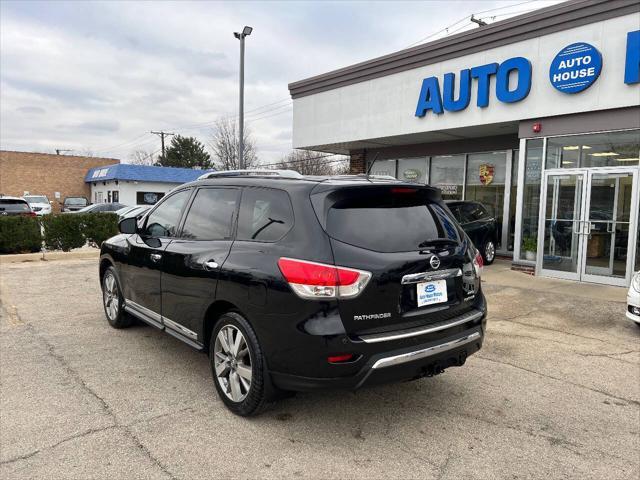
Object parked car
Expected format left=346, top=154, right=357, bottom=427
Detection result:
left=446, top=201, right=498, bottom=265
left=62, top=196, right=89, bottom=212
left=99, top=170, right=487, bottom=416
left=627, top=271, right=640, bottom=328
left=115, top=205, right=150, bottom=220
left=23, top=195, right=52, bottom=215
left=71, top=203, right=127, bottom=214
left=0, top=196, right=36, bottom=216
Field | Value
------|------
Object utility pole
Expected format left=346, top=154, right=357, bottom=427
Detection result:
left=55, top=149, right=73, bottom=155
left=150, top=131, right=175, bottom=161
left=234, top=26, right=252, bottom=169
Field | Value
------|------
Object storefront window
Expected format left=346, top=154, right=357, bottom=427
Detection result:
left=508, top=150, right=519, bottom=251
left=519, top=139, right=543, bottom=261
left=546, top=130, right=640, bottom=169
left=397, top=158, right=428, bottom=183
left=369, top=159, right=396, bottom=177
left=636, top=218, right=640, bottom=273
left=431, top=155, right=465, bottom=200
left=465, top=151, right=507, bottom=248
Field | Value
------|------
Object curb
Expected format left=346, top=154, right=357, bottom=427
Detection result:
left=0, top=250, right=99, bottom=265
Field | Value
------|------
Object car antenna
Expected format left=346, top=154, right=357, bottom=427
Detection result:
left=365, top=152, right=380, bottom=181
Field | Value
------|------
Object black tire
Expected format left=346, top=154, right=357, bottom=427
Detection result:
left=101, top=266, right=132, bottom=329
left=209, top=312, right=275, bottom=416
left=482, top=240, right=496, bottom=265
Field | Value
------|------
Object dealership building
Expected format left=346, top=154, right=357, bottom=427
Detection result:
left=289, top=0, right=640, bottom=287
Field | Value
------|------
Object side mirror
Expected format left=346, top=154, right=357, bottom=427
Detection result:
left=118, top=217, right=138, bottom=234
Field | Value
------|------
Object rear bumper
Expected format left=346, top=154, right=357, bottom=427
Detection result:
left=270, top=326, right=483, bottom=392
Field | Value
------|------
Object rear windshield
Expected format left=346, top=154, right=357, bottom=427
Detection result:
left=65, top=198, right=87, bottom=205
left=323, top=187, right=462, bottom=253
left=0, top=199, right=30, bottom=212
left=25, top=196, right=48, bottom=204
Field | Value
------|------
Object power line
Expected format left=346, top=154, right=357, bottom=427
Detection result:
left=406, top=0, right=543, bottom=48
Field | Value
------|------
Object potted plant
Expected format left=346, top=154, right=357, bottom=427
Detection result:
left=522, top=236, right=537, bottom=261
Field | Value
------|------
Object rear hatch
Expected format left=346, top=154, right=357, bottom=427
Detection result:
left=311, top=184, right=479, bottom=336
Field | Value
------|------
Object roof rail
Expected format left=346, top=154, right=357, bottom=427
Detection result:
left=197, top=169, right=304, bottom=180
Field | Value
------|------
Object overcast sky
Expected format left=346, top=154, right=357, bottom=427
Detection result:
left=0, top=0, right=562, bottom=164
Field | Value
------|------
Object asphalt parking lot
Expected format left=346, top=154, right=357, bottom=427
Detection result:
left=1, top=258, right=638, bottom=480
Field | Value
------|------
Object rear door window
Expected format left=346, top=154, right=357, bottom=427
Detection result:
left=322, top=187, right=462, bottom=253
left=181, top=188, right=238, bottom=241
left=237, top=188, right=294, bottom=242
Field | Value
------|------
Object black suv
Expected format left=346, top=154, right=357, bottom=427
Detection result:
left=446, top=201, right=498, bottom=265
left=100, top=171, right=487, bottom=416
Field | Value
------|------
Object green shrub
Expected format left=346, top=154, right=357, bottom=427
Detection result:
left=522, top=236, right=537, bottom=252
left=41, top=214, right=85, bottom=251
left=0, top=216, right=42, bottom=254
left=79, top=213, right=119, bottom=247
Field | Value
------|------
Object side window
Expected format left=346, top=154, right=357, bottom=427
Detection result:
left=144, top=189, right=191, bottom=238
left=448, top=205, right=465, bottom=224
left=237, top=188, right=294, bottom=242
left=181, top=188, right=238, bottom=241
left=462, top=203, right=489, bottom=222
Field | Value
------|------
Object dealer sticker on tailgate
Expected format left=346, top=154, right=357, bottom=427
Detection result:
left=417, top=280, right=448, bottom=307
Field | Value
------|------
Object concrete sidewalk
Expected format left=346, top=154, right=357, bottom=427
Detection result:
left=484, top=259, right=628, bottom=303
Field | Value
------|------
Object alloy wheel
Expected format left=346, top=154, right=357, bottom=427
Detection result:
left=213, top=325, right=253, bottom=402
left=485, top=241, right=496, bottom=263
left=103, top=273, right=119, bottom=321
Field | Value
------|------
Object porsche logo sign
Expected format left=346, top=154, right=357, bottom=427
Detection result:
left=479, top=164, right=495, bottom=186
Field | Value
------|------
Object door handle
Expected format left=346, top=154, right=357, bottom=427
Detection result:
left=150, top=253, right=162, bottom=263
left=203, top=260, right=219, bottom=271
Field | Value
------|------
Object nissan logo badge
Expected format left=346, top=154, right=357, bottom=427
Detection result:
left=430, top=256, right=440, bottom=270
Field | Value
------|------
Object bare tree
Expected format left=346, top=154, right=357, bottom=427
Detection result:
left=276, top=150, right=349, bottom=176
left=209, top=117, right=258, bottom=170
left=129, top=149, right=156, bottom=166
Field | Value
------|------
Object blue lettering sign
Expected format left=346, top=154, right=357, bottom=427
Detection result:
left=470, top=63, right=498, bottom=108
left=624, top=30, right=640, bottom=85
left=415, top=77, right=443, bottom=116
left=549, top=42, right=602, bottom=93
left=496, top=57, right=532, bottom=103
left=443, top=69, right=471, bottom=112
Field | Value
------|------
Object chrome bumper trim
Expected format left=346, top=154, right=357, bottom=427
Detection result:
left=359, top=309, right=483, bottom=344
left=401, top=268, right=461, bottom=284
left=371, top=331, right=481, bottom=369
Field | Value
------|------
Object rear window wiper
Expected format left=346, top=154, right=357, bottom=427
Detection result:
left=418, top=238, right=458, bottom=249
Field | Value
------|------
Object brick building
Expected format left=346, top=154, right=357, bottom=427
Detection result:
left=0, top=151, right=120, bottom=212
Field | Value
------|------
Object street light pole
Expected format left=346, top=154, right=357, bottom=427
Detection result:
left=234, top=26, right=252, bottom=170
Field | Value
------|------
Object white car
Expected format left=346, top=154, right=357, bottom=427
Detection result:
left=23, top=195, right=52, bottom=215
left=627, top=271, right=640, bottom=327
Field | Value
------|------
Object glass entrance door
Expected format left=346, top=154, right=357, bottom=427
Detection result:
left=539, top=172, right=586, bottom=281
left=538, top=168, right=639, bottom=286
left=581, top=170, right=639, bottom=286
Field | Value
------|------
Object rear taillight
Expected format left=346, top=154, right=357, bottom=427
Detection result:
left=277, top=257, right=371, bottom=300
left=473, top=250, right=483, bottom=278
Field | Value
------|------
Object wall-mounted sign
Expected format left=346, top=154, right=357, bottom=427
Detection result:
left=436, top=184, right=459, bottom=195
left=479, top=164, right=495, bottom=185
left=415, top=57, right=532, bottom=117
left=549, top=42, right=602, bottom=94
left=625, top=30, right=640, bottom=85
left=403, top=168, right=422, bottom=181
left=415, top=30, right=638, bottom=117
